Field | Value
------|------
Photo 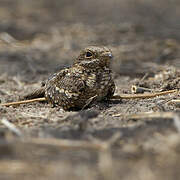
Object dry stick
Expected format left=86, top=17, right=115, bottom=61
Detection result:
left=124, top=111, right=175, bottom=119
left=111, top=89, right=177, bottom=100
left=24, top=137, right=108, bottom=151
left=22, top=133, right=121, bottom=151
left=0, top=89, right=178, bottom=107
left=1, top=118, right=23, bottom=136
left=168, top=99, right=180, bottom=104
left=112, top=111, right=176, bottom=119
left=0, top=97, right=46, bottom=107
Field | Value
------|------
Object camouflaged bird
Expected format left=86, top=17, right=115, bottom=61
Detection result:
left=23, top=46, right=115, bottom=110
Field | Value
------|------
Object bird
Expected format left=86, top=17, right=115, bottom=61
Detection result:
left=20, top=46, right=115, bottom=110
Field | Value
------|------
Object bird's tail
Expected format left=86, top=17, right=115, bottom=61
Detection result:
left=21, top=87, right=45, bottom=100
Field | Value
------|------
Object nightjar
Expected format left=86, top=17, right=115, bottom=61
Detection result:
left=24, top=46, right=115, bottom=110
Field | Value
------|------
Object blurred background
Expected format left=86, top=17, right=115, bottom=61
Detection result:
left=0, top=0, right=180, bottom=81
left=1, top=1, right=180, bottom=180
left=1, top=0, right=180, bottom=39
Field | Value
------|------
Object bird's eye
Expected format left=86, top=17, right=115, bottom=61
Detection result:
left=85, top=51, right=93, bottom=58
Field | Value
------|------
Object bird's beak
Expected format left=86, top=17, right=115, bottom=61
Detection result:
left=103, top=52, right=113, bottom=59
left=108, top=53, right=113, bottom=59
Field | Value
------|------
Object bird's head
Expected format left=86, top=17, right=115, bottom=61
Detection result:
left=74, top=46, right=113, bottom=68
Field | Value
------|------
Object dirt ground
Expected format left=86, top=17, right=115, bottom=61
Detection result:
left=1, top=0, right=180, bottom=180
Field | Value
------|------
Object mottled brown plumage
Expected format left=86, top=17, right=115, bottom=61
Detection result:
left=24, top=46, right=115, bottom=110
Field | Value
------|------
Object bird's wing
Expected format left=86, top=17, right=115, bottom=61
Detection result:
left=45, top=67, right=86, bottom=108
left=52, top=67, right=86, bottom=93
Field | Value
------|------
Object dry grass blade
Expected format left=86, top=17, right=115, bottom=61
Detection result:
left=113, top=111, right=175, bottom=118
left=21, top=133, right=121, bottom=152
left=126, top=111, right=176, bottom=119
left=170, top=99, right=180, bottom=103
left=23, top=137, right=108, bottom=151
left=1, top=118, right=22, bottom=136
left=0, top=97, right=46, bottom=107
left=112, top=89, right=178, bottom=100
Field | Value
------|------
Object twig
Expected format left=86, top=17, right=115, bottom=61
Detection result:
left=170, top=99, right=180, bottom=103
left=125, top=111, right=175, bottom=119
left=111, top=89, right=177, bottom=100
left=113, top=111, right=175, bottom=119
left=21, top=133, right=121, bottom=152
left=1, top=118, right=22, bottom=137
left=82, top=95, right=97, bottom=110
left=0, top=97, right=46, bottom=107
left=23, top=137, right=108, bottom=151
